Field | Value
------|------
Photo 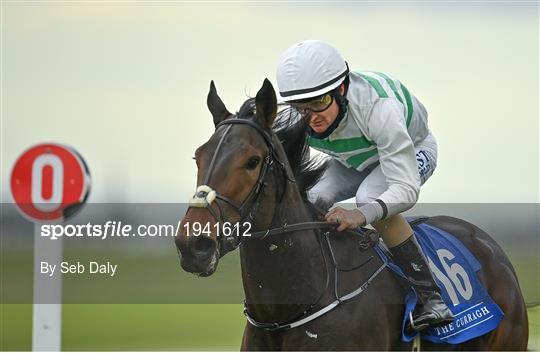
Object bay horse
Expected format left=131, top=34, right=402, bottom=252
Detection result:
left=175, top=79, right=528, bottom=350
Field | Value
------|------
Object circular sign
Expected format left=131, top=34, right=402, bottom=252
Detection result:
left=10, top=143, right=91, bottom=222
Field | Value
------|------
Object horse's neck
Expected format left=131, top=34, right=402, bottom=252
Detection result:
left=240, top=191, right=327, bottom=322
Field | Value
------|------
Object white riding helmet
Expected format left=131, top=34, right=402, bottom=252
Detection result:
left=276, top=40, right=349, bottom=102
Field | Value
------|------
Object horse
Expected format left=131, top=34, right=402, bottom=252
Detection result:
left=175, top=79, right=529, bottom=350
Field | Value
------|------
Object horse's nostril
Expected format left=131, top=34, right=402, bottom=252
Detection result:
left=190, top=236, right=216, bottom=257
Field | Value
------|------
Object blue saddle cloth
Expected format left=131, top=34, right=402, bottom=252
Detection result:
left=373, top=221, right=504, bottom=345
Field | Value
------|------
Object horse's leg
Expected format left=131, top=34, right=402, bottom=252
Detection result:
left=350, top=270, right=413, bottom=351
left=241, top=324, right=279, bottom=351
left=240, top=324, right=255, bottom=351
left=427, top=216, right=529, bottom=350
left=386, top=304, right=415, bottom=351
left=337, top=270, right=403, bottom=350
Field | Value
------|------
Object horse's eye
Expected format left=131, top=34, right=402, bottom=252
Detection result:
left=246, top=156, right=260, bottom=170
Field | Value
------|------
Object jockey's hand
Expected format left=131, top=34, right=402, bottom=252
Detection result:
left=325, top=207, right=366, bottom=232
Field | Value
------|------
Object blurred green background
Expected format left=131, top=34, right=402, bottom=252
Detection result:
left=1, top=244, right=539, bottom=350
left=0, top=304, right=537, bottom=350
left=1, top=304, right=246, bottom=351
left=1, top=245, right=249, bottom=350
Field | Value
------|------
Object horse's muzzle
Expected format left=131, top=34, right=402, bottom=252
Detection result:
left=175, top=234, right=219, bottom=276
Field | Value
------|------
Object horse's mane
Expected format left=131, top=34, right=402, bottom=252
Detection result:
left=237, top=98, right=328, bottom=201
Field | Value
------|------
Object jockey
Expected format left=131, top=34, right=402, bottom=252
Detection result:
left=276, top=40, right=454, bottom=332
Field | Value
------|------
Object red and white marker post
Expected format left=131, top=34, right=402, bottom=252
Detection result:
left=10, top=143, right=90, bottom=351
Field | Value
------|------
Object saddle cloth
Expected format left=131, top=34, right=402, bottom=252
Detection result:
left=373, top=221, right=504, bottom=345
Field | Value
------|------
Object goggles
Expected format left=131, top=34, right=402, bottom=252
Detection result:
left=290, top=93, right=333, bottom=116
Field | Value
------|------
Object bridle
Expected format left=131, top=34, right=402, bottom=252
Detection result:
left=188, top=115, right=295, bottom=254
left=185, top=113, right=387, bottom=332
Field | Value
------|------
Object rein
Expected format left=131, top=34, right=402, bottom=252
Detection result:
left=187, top=115, right=387, bottom=332
left=250, top=221, right=337, bottom=239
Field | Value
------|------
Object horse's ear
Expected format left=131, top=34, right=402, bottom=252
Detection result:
left=207, top=81, right=231, bottom=126
left=255, top=78, right=277, bottom=128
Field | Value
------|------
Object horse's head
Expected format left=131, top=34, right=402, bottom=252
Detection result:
left=175, top=79, right=292, bottom=276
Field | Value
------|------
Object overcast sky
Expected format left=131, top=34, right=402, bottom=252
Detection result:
left=2, top=2, right=538, bottom=204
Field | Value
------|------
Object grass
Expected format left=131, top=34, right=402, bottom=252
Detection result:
left=1, top=304, right=245, bottom=351
left=528, top=305, right=540, bottom=351
left=1, top=245, right=539, bottom=350
left=2, top=304, right=539, bottom=350
left=1, top=247, right=248, bottom=351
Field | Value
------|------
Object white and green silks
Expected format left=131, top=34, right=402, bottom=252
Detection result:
left=307, top=71, right=434, bottom=225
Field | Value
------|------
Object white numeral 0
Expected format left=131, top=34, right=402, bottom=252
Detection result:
left=31, top=154, right=63, bottom=212
left=428, top=248, right=473, bottom=306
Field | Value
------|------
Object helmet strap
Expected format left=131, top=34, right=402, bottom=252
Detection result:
left=332, top=75, right=350, bottom=116
left=327, top=75, right=350, bottom=127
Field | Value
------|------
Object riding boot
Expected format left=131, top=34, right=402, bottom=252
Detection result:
left=389, top=234, right=454, bottom=332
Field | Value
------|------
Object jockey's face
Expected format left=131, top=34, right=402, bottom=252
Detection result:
left=308, top=98, right=339, bottom=133
left=306, top=84, right=344, bottom=134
